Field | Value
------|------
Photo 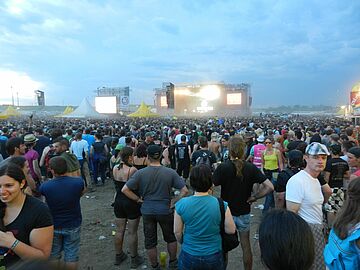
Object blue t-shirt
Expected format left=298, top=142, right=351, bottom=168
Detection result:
left=175, top=195, right=227, bottom=256
left=40, top=176, right=84, bottom=228
left=82, top=134, right=95, bottom=152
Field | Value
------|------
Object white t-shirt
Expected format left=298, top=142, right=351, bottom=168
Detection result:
left=70, top=140, right=89, bottom=160
left=175, top=133, right=188, bottom=145
left=286, top=170, right=324, bottom=224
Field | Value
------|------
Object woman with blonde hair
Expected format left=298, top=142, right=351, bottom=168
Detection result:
left=213, top=136, right=274, bottom=270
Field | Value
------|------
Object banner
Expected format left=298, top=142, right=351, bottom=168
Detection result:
left=350, top=83, right=360, bottom=108
left=120, top=96, right=129, bottom=108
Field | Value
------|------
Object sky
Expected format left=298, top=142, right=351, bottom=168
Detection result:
left=0, top=0, right=359, bottom=107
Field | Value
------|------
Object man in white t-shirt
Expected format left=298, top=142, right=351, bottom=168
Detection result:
left=286, top=142, right=330, bottom=270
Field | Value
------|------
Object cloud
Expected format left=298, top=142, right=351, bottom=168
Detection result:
left=0, top=69, right=45, bottom=105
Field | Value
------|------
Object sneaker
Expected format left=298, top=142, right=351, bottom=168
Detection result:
left=151, top=263, right=161, bottom=270
left=114, top=252, right=127, bottom=265
left=130, top=255, right=144, bottom=269
left=168, top=259, right=178, bottom=270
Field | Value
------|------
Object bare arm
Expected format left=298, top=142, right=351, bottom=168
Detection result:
left=321, top=183, right=332, bottom=203
left=224, top=207, right=236, bottom=234
left=171, top=185, right=189, bottom=208
left=275, top=192, right=285, bottom=209
left=0, top=226, right=54, bottom=260
left=121, top=184, right=143, bottom=203
left=324, top=172, right=330, bottom=183
left=286, top=201, right=301, bottom=214
left=277, top=150, right=284, bottom=171
left=247, top=179, right=274, bottom=204
left=174, top=210, right=184, bottom=244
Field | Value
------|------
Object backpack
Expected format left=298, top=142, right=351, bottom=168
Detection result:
left=44, top=146, right=57, bottom=178
left=324, top=227, right=360, bottom=270
left=195, top=151, right=214, bottom=171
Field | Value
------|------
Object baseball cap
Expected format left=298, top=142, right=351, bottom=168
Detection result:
left=115, top=144, right=123, bottom=151
left=305, top=142, right=330, bottom=156
left=145, top=131, right=155, bottom=137
left=147, top=144, right=162, bottom=158
left=288, top=150, right=303, bottom=163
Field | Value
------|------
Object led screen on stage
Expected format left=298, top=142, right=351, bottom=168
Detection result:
left=227, top=93, right=242, bottom=105
left=95, top=96, right=117, bottom=113
left=160, top=96, right=168, bottom=107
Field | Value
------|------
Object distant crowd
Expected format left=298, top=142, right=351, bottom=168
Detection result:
left=0, top=114, right=359, bottom=270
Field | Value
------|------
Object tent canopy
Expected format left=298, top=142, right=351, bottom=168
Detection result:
left=61, top=98, right=105, bottom=119
left=54, top=106, right=74, bottom=118
left=127, top=102, right=159, bottom=118
left=0, top=106, right=21, bottom=119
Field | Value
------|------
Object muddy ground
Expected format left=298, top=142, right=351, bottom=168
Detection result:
left=78, top=181, right=265, bottom=270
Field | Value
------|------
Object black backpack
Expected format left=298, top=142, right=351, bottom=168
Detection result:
left=195, top=151, right=214, bottom=171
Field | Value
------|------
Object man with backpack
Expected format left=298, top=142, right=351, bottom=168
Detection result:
left=175, top=135, right=191, bottom=180
left=191, top=136, right=217, bottom=170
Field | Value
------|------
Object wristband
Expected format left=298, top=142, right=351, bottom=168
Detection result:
left=11, top=239, right=20, bottom=250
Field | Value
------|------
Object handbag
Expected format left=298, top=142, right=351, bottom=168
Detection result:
left=217, top=198, right=239, bottom=253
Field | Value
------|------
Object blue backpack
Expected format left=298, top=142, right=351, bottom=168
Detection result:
left=324, top=227, right=360, bottom=270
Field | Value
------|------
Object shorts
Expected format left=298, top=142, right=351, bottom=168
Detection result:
left=233, top=214, right=251, bottom=232
left=51, top=226, right=81, bottom=262
left=114, top=197, right=141, bottom=220
left=143, top=213, right=177, bottom=249
left=327, top=188, right=344, bottom=213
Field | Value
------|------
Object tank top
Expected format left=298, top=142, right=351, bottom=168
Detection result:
left=263, top=150, right=279, bottom=170
left=253, top=144, right=266, bottom=168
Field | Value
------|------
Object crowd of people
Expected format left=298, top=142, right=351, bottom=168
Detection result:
left=0, top=114, right=359, bottom=270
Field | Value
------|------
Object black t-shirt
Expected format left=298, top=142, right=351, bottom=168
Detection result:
left=176, top=143, right=190, bottom=161
left=324, top=157, right=349, bottom=188
left=191, top=149, right=216, bottom=166
left=286, top=140, right=302, bottom=151
left=2, top=196, right=53, bottom=267
left=213, top=160, right=267, bottom=216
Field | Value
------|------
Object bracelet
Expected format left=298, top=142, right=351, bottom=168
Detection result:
left=11, top=239, right=20, bottom=250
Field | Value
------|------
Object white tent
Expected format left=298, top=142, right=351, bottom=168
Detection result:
left=62, top=98, right=105, bottom=119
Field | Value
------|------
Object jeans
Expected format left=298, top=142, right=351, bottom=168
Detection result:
left=51, top=226, right=81, bottom=262
left=178, top=250, right=224, bottom=270
left=92, top=157, right=106, bottom=184
left=263, top=170, right=278, bottom=214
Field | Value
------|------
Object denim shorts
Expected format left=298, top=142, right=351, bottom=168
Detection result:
left=51, top=226, right=81, bottom=262
left=142, top=214, right=177, bottom=249
left=178, top=250, right=224, bottom=270
left=233, top=214, right=250, bottom=232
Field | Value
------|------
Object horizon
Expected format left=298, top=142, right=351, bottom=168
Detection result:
left=0, top=1, right=359, bottom=107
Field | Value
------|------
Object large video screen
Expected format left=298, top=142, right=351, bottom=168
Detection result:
left=174, top=85, right=223, bottom=115
left=227, top=93, right=242, bottom=105
left=95, top=96, right=117, bottom=114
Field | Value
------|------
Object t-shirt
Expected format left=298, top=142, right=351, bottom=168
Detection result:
left=60, top=151, right=80, bottom=172
left=2, top=196, right=53, bottom=267
left=70, top=140, right=89, bottom=160
left=24, top=149, right=40, bottom=180
left=176, top=196, right=226, bottom=256
left=213, top=160, right=267, bottom=216
left=82, top=134, right=95, bottom=152
left=286, top=170, right=324, bottom=224
left=324, top=157, right=349, bottom=188
left=176, top=143, right=190, bottom=161
left=191, top=149, right=217, bottom=166
left=40, top=176, right=84, bottom=228
left=126, top=166, right=185, bottom=215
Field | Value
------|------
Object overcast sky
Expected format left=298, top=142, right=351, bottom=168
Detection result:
left=0, top=0, right=359, bottom=107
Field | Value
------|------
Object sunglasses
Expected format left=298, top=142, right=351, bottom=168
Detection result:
left=265, top=141, right=272, bottom=144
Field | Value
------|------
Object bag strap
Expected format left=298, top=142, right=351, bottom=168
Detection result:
left=217, top=197, right=225, bottom=234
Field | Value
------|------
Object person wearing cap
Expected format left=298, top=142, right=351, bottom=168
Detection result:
left=323, top=144, right=349, bottom=228
left=122, top=144, right=188, bottom=270
left=275, top=150, right=304, bottom=208
left=346, top=146, right=360, bottom=179
left=141, top=131, right=155, bottom=149
left=247, top=135, right=266, bottom=169
left=23, top=134, right=42, bottom=185
left=286, top=142, right=330, bottom=270
left=220, top=134, right=230, bottom=162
